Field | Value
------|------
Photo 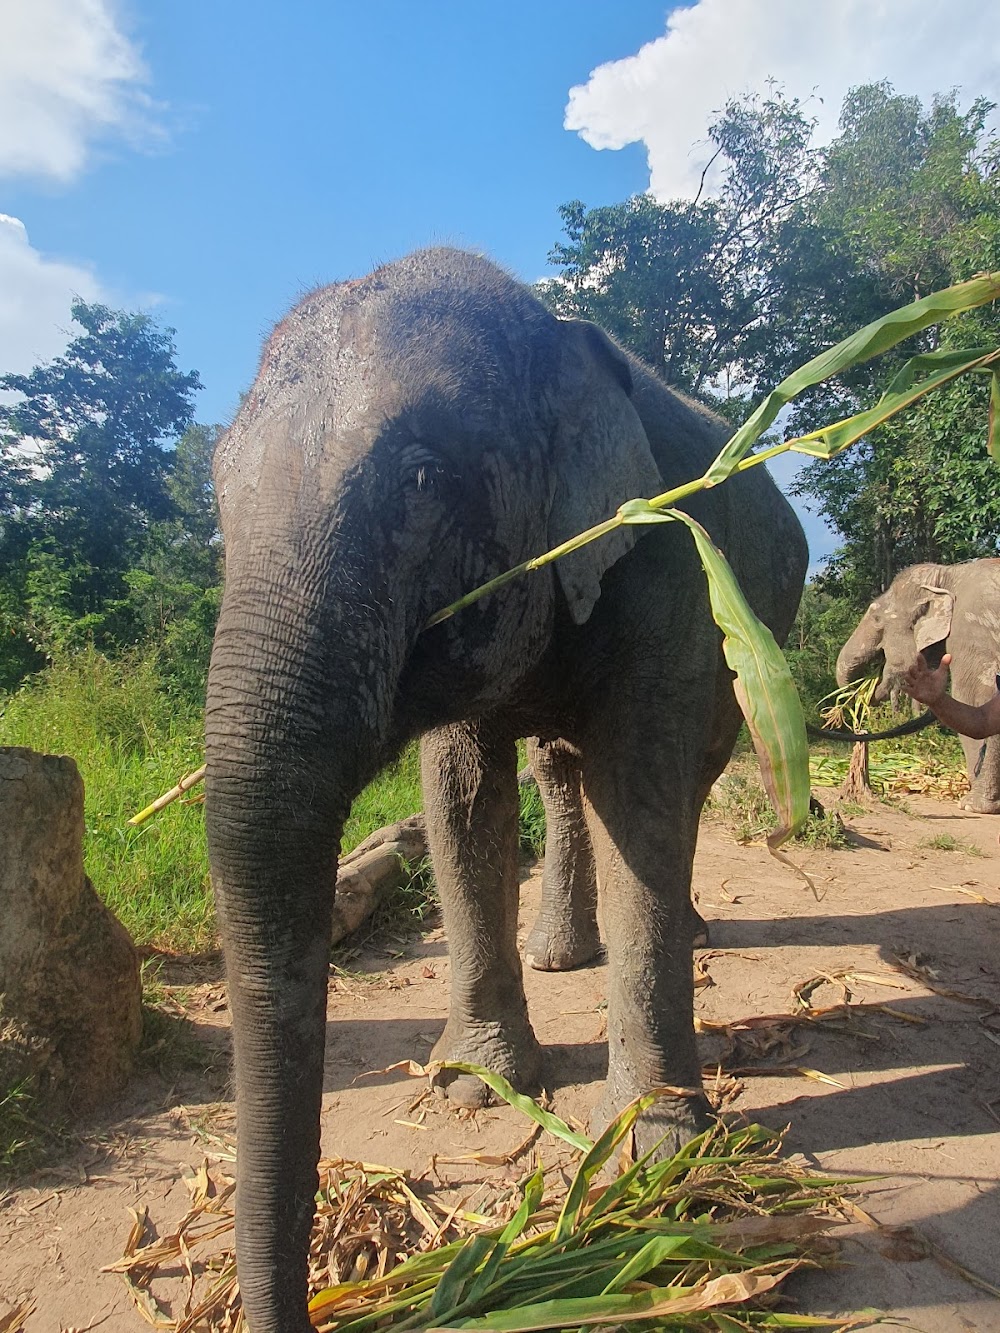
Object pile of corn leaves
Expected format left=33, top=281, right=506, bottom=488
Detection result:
left=109, top=1068, right=878, bottom=1332
left=809, top=751, right=969, bottom=799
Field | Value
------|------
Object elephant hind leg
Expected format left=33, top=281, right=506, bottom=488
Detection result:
left=523, top=737, right=603, bottom=972
left=521, top=738, right=708, bottom=964
left=960, top=734, right=1000, bottom=813
left=421, top=720, right=542, bottom=1107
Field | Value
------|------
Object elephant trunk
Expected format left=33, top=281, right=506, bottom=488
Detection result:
left=205, top=566, right=396, bottom=1332
left=835, top=615, right=882, bottom=689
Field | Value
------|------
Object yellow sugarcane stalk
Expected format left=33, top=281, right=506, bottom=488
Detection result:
left=128, top=764, right=206, bottom=826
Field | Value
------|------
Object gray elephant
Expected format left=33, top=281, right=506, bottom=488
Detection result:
left=205, top=247, right=807, bottom=1332
left=836, top=559, right=1000, bottom=812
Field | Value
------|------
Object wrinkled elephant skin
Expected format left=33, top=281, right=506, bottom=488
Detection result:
left=836, top=559, right=1000, bottom=813
left=205, top=248, right=808, bottom=1331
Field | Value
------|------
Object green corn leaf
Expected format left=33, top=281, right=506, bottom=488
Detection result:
left=459, top=1169, right=546, bottom=1310
left=666, top=510, right=809, bottom=847
left=435, top=1063, right=592, bottom=1151
left=616, top=498, right=675, bottom=524
left=426, top=1234, right=500, bottom=1321
left=879, top=345, right=998, bottom=398
left=500, top=1167, right=545, bottom=1245
left=553, top=1090, right=662, bottom=1243
left=428, top=1264, right=792, bottom=1330
left=577, top=1143, right=671, bottom=1230
left=507, top=1265, right=639, bottom=1308
left=786, top=347, right=1000, bottom=460
left=701, top=271, right=1000, bottom=483
left=990, top=369, right=1000, bottom=462
left=600, top=1233, right=715, bottom=1293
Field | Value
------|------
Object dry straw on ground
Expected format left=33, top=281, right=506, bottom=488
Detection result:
left=107, top=1069, right=876, bottom=1332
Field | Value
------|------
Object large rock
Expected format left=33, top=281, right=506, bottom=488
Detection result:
left=0, top=748, right=142, bottom=1117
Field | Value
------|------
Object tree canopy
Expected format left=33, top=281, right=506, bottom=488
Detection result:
left=0, top=301, right=219, bottom=692
left=541, top=81, right=1000, bottom=599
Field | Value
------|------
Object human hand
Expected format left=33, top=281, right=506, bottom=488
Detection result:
left=902, top=651, right=951, bottom=706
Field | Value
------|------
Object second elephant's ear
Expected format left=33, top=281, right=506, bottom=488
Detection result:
left=914, top=585, right=955, bottom=651
left=547, top=320, right=663, bottom=625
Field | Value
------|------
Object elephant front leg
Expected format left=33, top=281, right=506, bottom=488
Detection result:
left=523, top=737, right=603, bottom=972
left=421, top=721, right=542, bottom=1108
left=583, top=749, right=711, bottom=1156
left=960, top=734, right=1000, bottom=813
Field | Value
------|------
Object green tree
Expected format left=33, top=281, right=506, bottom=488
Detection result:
left=539, top=86, right=820, bottom=401
left=792, top=84, right=1000, bottom=597
left=118, top=423, right=224, bottom=700
left=0, top=300, right=201, bottom=613
left=0, top=301, right=203, bottom=680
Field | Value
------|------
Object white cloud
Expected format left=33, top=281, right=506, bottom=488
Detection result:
left=566, top=0, right=1000, bottom=202
left=0, top=215, right=104, bottom=376
left=0, top=0, right=150, bottom=182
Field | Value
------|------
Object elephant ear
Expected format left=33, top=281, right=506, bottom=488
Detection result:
left=548, top=319, right=663, bottom=625
left=914, top=585, right=955, bottom=651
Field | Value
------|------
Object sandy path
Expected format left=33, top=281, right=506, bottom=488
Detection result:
left=3, top=793, right=999, bottom=1331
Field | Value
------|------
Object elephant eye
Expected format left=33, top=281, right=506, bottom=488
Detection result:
left=404, top=459, right=449, bottom=494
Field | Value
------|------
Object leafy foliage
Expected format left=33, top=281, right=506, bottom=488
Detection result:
left=0, top=302, right=220, bottom=694
left=543, top=80, right=1000, bottom=601
left=539, top=86, right=819, bottom=401
left=789, top=85, right=1000, bottom=596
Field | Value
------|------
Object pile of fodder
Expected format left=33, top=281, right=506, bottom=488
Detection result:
left=109, top=1071, right=865, bottom=1332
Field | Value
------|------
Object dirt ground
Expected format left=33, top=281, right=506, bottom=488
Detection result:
left=4, top=790, right=1000, bottom=1332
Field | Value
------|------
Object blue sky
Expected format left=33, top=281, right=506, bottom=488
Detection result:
left=3, top=2, right=664, bottom=423
left=4, top=0, right=1000, bottom=567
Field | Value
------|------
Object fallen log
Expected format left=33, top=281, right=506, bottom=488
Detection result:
left=129, top=767, right=534, bottom=944
left=331, top=814, right=428, bottom=944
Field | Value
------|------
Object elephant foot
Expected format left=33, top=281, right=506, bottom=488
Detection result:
left=430, top=1019, right=543, bottom=1108
left=959, top=795, right=1000, bottom=814
left=691, top=906, right=709, bottom=950
left=523, top=918, right=603, bottom=972
left=589, top=1079, right=711, bottom=1161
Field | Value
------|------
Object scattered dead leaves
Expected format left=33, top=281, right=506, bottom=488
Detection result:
left=0, top=1302, right=35, bottom=1333
left=889, top=951, right=994, bottom=1006
left=106, top=1154, right=474, bottom=1333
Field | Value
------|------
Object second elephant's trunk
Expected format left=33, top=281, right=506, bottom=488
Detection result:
left=835, top=613, right=883, bottom=688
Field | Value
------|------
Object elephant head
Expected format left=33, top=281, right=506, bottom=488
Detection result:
left=204, top=249, right=671, bottom=1331
left=835, top=563, right=954, bottom=700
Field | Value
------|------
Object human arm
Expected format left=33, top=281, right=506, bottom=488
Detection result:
left=902, top=652, right=1000, bottom=739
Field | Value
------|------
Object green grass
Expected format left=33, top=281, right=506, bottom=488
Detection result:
left=342, top=746, right=423, bottom=850
left=0, top=652, right=551, bottom=955
left=0, top=1078, right=59, bottom=1175
left=518, top=776, right=547, bottom=859
left=917, top=832, right=985, bottom=856
left=707, top=757, right=852, bottom=849
left=0, top=650, right=212, bottom=951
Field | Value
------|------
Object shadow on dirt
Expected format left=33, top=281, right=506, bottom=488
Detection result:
left=709, top=901, right=1000, bottom=961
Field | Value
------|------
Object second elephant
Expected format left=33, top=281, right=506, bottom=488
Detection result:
left=836, top=558, right=1000, bottom=812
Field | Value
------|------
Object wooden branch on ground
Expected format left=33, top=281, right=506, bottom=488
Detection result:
left=331, top=814, right=427, bottom=944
